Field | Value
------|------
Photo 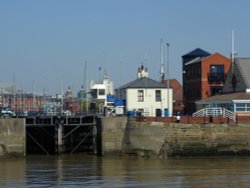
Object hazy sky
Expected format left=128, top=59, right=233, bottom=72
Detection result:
left=1, top=0, right=250, bottom=95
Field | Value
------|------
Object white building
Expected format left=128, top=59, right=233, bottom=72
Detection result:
left=116, top=66, right=173, bottom=117
left=90, top=72, right=114, bottom=112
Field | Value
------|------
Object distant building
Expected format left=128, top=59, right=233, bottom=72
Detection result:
left=77, top=86, right=87, bottom=100
left=90, top=72, right=114, bottom=113
left=182, top=49, right=232, bottom=114
left=0, top=84, right=43, bottom=115
left=116, top=65, right=173, bottom=117
left=77, top=86, right=89, bottom=113
left=64, top=86, right=78, bottom=113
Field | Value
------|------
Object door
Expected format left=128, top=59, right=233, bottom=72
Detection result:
left=156, top=109, right=162, bottom=117
left=164, top=109, right=169, bottom=117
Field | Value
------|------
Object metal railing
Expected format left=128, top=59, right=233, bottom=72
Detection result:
left=193, top=107, right=235, bottom=121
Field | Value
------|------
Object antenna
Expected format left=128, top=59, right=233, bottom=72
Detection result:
left=160, top=39, right=164, bottom=81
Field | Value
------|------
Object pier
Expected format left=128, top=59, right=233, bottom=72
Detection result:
left=25, top=115, right=102, bottom=155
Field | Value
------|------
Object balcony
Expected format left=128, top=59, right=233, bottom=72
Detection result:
left=207, top=73, right=227, bottom=84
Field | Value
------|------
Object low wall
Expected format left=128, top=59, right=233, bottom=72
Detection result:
left=101, top=117, right=250, bottom=157
left=0, top=118, right=26, bottom=157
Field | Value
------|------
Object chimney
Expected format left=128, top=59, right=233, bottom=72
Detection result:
left=137, top=66, right=148, bottom=78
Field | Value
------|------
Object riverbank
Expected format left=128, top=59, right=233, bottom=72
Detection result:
left=101, top=117, right=250, bottom=157
left=1, top=117, right=250, bottom=158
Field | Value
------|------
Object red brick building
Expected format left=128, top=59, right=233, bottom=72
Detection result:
left=182, top=49, right=232, bottom=114
left=0, top=93, right=43, bottom=113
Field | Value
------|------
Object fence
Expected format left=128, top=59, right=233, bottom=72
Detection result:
left=133, top=115, right=250, bottom=124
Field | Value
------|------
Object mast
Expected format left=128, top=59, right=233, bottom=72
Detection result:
left=160, top=38, right=164, bottom=82
left=231, top=30, right=237, bottom=92
left=83, top=61, right=87, bottom=91
left=232, top=30, right=235, bottom=74
left=166, top=42, right=170, bottom=117
left=13, top=73, right=16, bottom=113
left=61, top=79, right=64, bottom=114
left=84, top=61, right=88, bottom=113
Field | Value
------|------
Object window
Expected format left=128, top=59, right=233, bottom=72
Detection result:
left=155, top=90, right=161, bottom=102
left=99, top=89, right=105, bottom=96
left=91, top=89, right=97, bottom=98
left=209, top=65, right=225, bottom=83
left=137, top=90, right=144, bottom=102
left=210, top=86, right=223, bottom=96
left=210, top=65, right=224, bottom=74
left=235, top=103, right=250, bottom=112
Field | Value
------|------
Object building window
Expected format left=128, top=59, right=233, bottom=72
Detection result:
left=210, top=86, right=223, bottom=96
left=91, top=89, right=97, bottom=98
left=210, top=65, right=224, bottom=74
left=137, top=90, right=144, bottom=102
left=155, top=90, right=161, bottom=102
left=208, top=65, right=225, bottom=83
left=235, top=103, right=250, bottom=112
left=99, top=89, right=105, bottom=96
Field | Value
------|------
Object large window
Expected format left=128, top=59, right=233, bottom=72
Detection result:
left=208, top=65, right=225, bottom=83
left=235, top=103, right=250, bottom=112
left=155, top=90, right=161, bottom=102
left=137, top=90, right=144, bottom=102
left=210, top=65, right=224, bottom=74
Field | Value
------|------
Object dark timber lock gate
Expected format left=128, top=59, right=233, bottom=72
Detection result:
left=25, top=115, right=100, bottom=155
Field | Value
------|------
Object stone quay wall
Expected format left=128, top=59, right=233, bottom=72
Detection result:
left=101, top=117, right=250, bottom=157
left=0, top=118, right=26, bottom=157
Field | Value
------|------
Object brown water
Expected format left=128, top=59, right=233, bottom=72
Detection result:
left=0, top=155, right=250, bottom=187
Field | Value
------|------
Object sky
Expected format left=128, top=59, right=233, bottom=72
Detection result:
left=1, top=0, right=250, bottom=95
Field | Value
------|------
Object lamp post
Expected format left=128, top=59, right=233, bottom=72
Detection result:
left=166, top=43, right=170, bottom=117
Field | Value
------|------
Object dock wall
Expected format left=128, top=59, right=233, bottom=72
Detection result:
left=101, top=117, right=127, bottom=155
left=0, top=118, right=25, bottom=157
left=101, top=117, right=250, bottom=157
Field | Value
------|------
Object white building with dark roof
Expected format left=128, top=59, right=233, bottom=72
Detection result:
left=116, top=66, right=173, bottom=117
